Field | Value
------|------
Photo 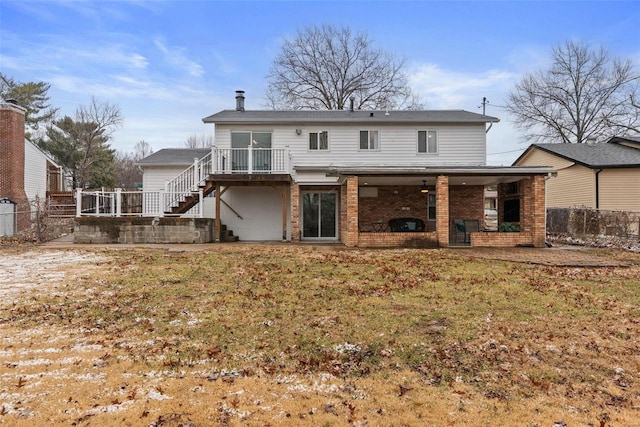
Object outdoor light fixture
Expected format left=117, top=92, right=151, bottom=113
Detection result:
left=295, top=128, right=302, bottom=135
left=420, top=180, right=429, bottom=193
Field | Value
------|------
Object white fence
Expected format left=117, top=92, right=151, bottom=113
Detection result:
left=76, top=188, right=204, bottom=218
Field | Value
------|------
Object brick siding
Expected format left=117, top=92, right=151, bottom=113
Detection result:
left=344, top=176, right=359, bottom=246
left=358, top=185, right=433, bottom=231
left=449, top=185, right=484, bottom=224
left=290, top=183, right=300, bottom=242
left=358, top=231, right=438, bottom=248
left=435, top=176, right=449, bottom=247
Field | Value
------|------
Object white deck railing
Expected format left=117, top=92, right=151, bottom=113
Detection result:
left=76, top=147, right=290, bottom=218
left=211, top=147, right=290, bottom=174
left=75, top=188, right=203, bottom=218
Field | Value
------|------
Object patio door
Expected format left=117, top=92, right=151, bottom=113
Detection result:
left=231, top=131, right=272, bottom=172
left=302, top=191, right=337, bottom=239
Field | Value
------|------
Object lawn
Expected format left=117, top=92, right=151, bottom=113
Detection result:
left=0, top=244, right=639, bottom=426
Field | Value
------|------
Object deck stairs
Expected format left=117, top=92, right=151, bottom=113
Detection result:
left=163, top=153, right=238, bottom=240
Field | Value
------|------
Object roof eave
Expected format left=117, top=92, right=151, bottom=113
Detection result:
left=295, top=165, right=554, bottom=176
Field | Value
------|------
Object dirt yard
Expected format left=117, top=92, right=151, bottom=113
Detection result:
left=0, top=243, right=639, bottom=426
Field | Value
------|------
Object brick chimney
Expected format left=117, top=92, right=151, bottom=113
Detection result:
left=0, top=100, right=30, bottom=231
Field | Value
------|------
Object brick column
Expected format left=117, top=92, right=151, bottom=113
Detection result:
left=344, top=176, right=359, bottom=247
left=531, top=175, right=546, bottom=247
left=436, top=175, right=449, bottom=247
left=290, top=182, right=300, bottom=242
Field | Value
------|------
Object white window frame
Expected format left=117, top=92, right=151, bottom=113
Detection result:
left=359, top=130, right=379, bottom=151
left=309, top=131, right=329, bottom=151
left=418, top=130, right=438, bottom=154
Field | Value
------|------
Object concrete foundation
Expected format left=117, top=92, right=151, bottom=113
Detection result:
left=74, top=217, right=215, bottom=244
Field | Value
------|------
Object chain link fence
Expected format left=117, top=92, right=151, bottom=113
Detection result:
left=0, top=195, right=74, bottom=243
left=547, top=207, right=640, bottom=249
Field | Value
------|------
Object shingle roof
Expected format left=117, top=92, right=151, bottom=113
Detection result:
left=609, top=135, right=640, bottom=146
left=518, top=142, right=640, bottom=168
left=137, top=148, right=210, bottom=166
left=203, top=109, right=499, bottom=124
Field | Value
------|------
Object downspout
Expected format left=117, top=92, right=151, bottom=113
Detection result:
left=485, top=122, right=493, bottom=134
left=595, top=169, right=603, bottom=209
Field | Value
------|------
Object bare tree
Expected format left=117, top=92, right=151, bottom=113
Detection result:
left=185, top=133, right=213, bottom=148
left=113, top=140, right=153, bottom=189
left=266, top=24, right=422, bottom=110
left=113, top=151, right=138, bottom=190
left=133, top=139, right=153, bottom=161
left=506, top=40, right=640, bottom=143
left=42, top=97, right=122, bottom=189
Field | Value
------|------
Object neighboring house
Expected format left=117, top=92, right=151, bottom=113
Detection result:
left=513, top=136, right=640, bottom=212
left=0, top=100, right=63, bottom=236
left=136, top=91, right=553, bottom=247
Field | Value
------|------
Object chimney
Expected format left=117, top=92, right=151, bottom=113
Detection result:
left=0, top=100, right=30, bottom=231
left=235, top=90, right=245, bottom=112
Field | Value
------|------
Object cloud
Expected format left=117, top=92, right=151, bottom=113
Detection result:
left=408, top=63, right=517, bottom=110
left=154, top=38, right=204, bottom=77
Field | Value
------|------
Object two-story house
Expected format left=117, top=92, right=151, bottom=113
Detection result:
left=134, top=91, right=552, bottom=248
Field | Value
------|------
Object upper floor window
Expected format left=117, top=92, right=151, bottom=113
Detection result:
left=359, top=130, right=379, bottom=150
left=309, top=131, right=328, bottom=150
left=418, top=130, right=438, bottom=154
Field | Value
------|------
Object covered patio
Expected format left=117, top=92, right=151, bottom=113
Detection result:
left=291, top=166, right=554, bottom=248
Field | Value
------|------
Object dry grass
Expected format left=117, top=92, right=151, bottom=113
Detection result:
left=1, top=244, right=639, bottom=426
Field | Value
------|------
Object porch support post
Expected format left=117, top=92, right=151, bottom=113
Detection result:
left=281, top=183, right=288, bottom=241
left=215, top=182, right=221, bottom=242
left=115, top=188, right=122, bottom=217
left=193, top=158, right=199, bottom=187
left=290, top=183, right=300, bottom=242
left=436, top=175, right=450, bottom=247
left=344, top=176, right=359, bottom=247
left=523, top=175, right=546, bottom=247
left=75, top=188, right=82, bottom=217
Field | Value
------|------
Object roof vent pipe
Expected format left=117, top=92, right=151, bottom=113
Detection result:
left=349, top=96, right=355, bottom=112
left=235, top=90, right=245, bottom=112
left=586, top=136, right=596, bottom=146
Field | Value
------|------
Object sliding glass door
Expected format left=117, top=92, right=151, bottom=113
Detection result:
left=230, top=131, right=272, bottom=172
left=302, top=191, right=337, bottom=239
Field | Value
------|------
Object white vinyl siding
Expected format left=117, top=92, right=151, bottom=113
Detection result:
left=202, top=186, right=288, bottom=240
left=23, top=140, right=50, bottom=203
left=215, top=123, right=487, bottom=168
left=142, top=166, right=191, bottom=191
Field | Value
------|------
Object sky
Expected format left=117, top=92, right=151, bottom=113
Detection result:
left=1, top=0, right=639, bottom=165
